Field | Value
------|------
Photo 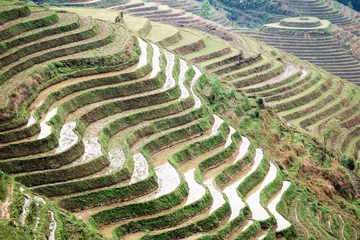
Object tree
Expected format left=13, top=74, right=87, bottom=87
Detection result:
left=320, top=118, right=345, bottom=155
left=201, top=0, right=211, bottom=20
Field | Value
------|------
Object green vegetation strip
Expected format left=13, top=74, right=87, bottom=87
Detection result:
left=0, top=24, right=131, bottom=131
left=0, top=16, right=97, bottom=69
left=215, top=143, right=255, bottom=187
left=199, top=207, right=251, bottom=240
left=114, top=188, right=212, bottom=238
left=0, top=5, right=30, bottom=25
left=140, top=200, right=231, bottom=240
left=237, top=154, right=270, bottom=197
left=0, top=10, right=59, bottom=41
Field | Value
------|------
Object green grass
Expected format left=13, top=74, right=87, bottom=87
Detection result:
left=146, top=21, right=179, bottom=43
left=183, top=36, right=228, bottom=59
left=168, top=29, right=202, bottom=50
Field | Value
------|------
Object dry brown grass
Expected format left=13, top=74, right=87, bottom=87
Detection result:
left=294, top=143, right=305, bottom=156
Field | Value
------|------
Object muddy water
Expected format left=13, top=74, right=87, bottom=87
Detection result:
left=204, top=178, right=225, bottom=214
left=48, top=210, right=57, bottom=240
left=222, top=148, right=262, bottom=222
left=234, top=136, right=250, bottom=164
left=211, top=114, right=224, bottom=136
left=26, top=110, right=36, bottom=127
left=245, top=161, right=277, bottom=221
left=19, top=187, right=31, bottom=225
left=184, top=168, right=205, bottom=206
left=154, top=163, right=180, bottom=198
left=267, top=180, right=291, bottom=231
left=191, top=66, right=202, bottom=109
left=130, top=153, right=149, bottom=184
left=224, top=126, right=236, bottom=148
left=55, top=122, right=77, bottom=153
left=136, top=37, right=148, bottom=70
left=150, top=43, right=161, bottom=78
left=37, top=108, right=58, bottom=139
left=162, top=50, right=176, bottom=91
left=178, top=59, right=190, bottom=101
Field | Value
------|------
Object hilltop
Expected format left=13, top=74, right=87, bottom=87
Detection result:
left=0, top=1, right=359, bottom=240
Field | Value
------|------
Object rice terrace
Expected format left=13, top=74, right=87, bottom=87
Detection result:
left=0, top=0, right=360, bottom=239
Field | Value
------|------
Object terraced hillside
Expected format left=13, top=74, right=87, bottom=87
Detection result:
left=0, top=3, right=360, bottom=240
left=238, top=24, right=360, bottom=85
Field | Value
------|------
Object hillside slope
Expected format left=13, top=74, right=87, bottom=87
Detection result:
left=0, top=2, right=359, bottom=240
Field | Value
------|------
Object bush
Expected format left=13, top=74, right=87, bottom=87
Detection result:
left=340, top=156, right=355, bottom=171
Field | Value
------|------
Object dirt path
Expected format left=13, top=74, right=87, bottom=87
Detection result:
left=327, top=213, right=332, bottom=232
left=338, top=214, right=346, bottom=240
left=243, top=60, right=299, bottom=90
left=19, top=187, right=31, bottom=225
left=353, top=227, right=357, bottom=240
left=0, top=184, right=13, bottom=219
left=294, top=195, right=310, bottom=239
left=48, top=211, right=57, bottom=240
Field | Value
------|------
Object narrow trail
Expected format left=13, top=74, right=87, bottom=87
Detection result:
left=294, top=195, right=310, bottom=239
left=353, top=227, right=358, bottom=240
left=0, top=184, right=13, bottom=219
left=19, top=187, right=31, bottom=225
left=327, top=213, right=333, bottom=233
left=242, top=60, right=300, bottom=90
left=338, top=214, right=346, bottom=240
left=48, top=211, right=57, bottom=240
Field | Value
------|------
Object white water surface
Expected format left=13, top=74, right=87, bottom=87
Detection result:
left=224, top=126, right=236, bottom=148
left=37, top=108, right=57, bottom=139
left=130, top=153, right=149, bottom=184
left=224, top=148, right=263, bottom=221
left=234, top=136, right=250, bottom=163
left=136, top=37, right=148, bottom=69
left=56, top=122, right=77, bottom=153
left=184, top=168, right=205, bottom=206
left=204, top=178, right=225, bottom=214
left=246, top=162, right=277, bottom=221
left=154, top=163, right=180, bottom=198
left=191, top=66, right=202, bottom=109
left=211, top=114, right=224, bottom=136
left=178, top=59, right=190, bottom=101
left=268, top=181, right=292, bottom=231
left=149, top=43, right=161, bottom=78
left=26, top=110, right=36, bottom=127
left=106, top=148, right=126, bottom=175
left=162, top=50, right=176, bottom=91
